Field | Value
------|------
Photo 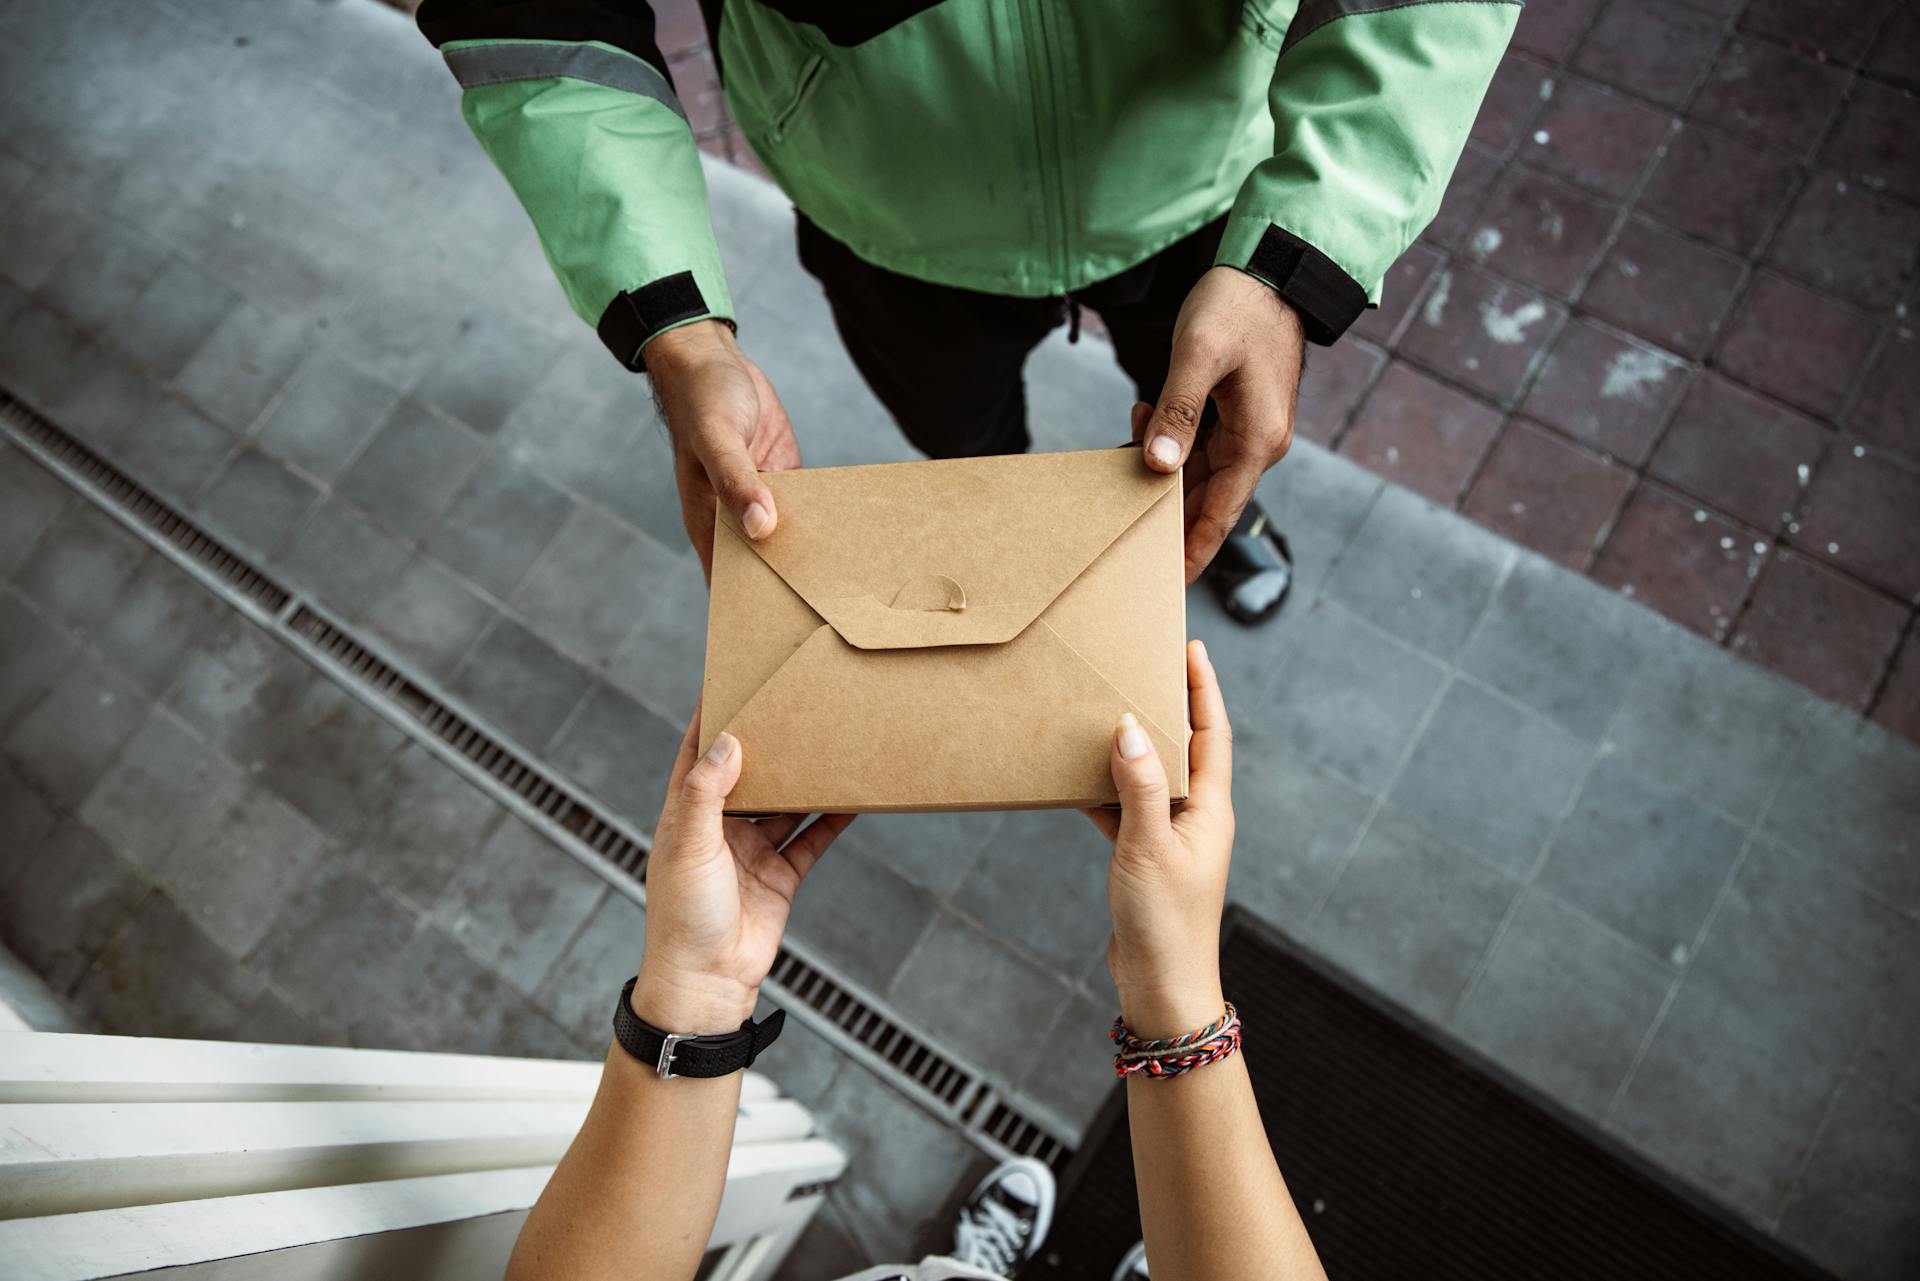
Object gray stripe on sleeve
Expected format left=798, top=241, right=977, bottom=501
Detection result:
left=443, top=41, right=687, bottom=123
left=1280, top=0, right=1523, bottom=57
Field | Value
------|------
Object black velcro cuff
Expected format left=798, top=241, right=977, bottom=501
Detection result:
left=596, top=271, right=712, bottom=370
left=1243, top=224, right=1369, bottom=346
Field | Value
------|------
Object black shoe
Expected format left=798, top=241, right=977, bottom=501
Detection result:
left=1204, top=502, right=1293, bottom=625
left=951, top=1156, right=1056, bottom=1275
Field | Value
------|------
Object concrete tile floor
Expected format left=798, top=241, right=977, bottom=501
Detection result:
left=1, top=1, right=1917, bottom=1277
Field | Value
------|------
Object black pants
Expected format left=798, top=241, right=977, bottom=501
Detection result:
left=796, top=214, right=1228, bottom=459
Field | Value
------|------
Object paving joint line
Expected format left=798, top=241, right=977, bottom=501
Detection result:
left=0, top=385, right=1076, bottom=1170
left=1601, top=737, right=1796, bottom=1131
left=1769, top=1011, right=1877, bottom=1231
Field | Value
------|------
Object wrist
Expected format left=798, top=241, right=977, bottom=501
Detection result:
left=629, top=963, right=759, bottom=1034
left=643, top=318, right=737, bottom=379
left=1113, top=972, right=1226, bottom=1042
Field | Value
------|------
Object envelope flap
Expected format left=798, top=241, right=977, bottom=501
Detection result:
left=718, top=449, right=1180, bottom=650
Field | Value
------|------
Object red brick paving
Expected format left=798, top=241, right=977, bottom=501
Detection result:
left=1349, top=242, right=1441, bottom=345
left=1870, top=8, right=1920, bottom=90
left=1792, top=447, right=1920, bottom=599
left=1522, top=77, right=1671, bottom=200
left=1637, top=123, right=1802, bottom=256
left=651, top=0, right=708, bottom=53
left=1820, top=78, right=1920, bottom=204
left=1462, top=419, right=1634, bottom=569
left=1765, top=175, right=1920, bottom=309
left=655, top=0, right=1920, bottom=741
left=1512, top=0, right=1606, bottom=64
left=1732, top=550, right=1908, bottom=709
left=1740, top=0, right=1898, bottom=66
left=1647, top=375, right=1824, bottom=530
left=1336, top=361, right=1504, bottom=504
left=1848, top=323, right=1920, bottom=460
left=666, top=47, right=729, bottom=144
left=1591, top=486, right=1763, bottom=640
left=1714, top=274, right=1879, bottom=419
left=1581, top=218, right=1744, bottom=357
left=1692, top=37, right=1851, bottom=153
left=1575, top=0, right=1724, bottom=108
left=1468, top=168, right=1617, bottom=297
left=1874, top=630, right=1920, bottom=740
left=1423, top=143, right=1506, bottom=249
left=1295, top=339, right=1386, bottom=448
left=1471, top=54, right=1555, bottom=153
left=1735, top=553, right=1912, bottom=710
left=1521, top=318, right=1692, bottom=462
left=1397, top=262, right=1564, bottom=404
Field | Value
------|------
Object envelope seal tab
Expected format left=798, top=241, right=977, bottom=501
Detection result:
left=890, top=574, right=967, bottom=613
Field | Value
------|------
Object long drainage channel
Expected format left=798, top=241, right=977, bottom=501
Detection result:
left=0, top=388, right=1072, bottom=1170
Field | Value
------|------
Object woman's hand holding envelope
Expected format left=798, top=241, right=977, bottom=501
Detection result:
left=512, top=713, right=855, bottom=1281
left=636, top=636, right=1236, bottom=1040
left=647, top=319, right=801, bottom=579
left=630, top=711, right=856, bottom=1033
left=558, top=642, right=1311, bottom=1281
left=1088, top=643, right=1332, bottom=1281
left=1083, top=639, right=1236, bottom=1040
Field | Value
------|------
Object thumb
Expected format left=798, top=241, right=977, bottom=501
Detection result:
left=1111, top=713, right=1173, bottom=850
left=690, top=418, right=778, bottom=541
left=676, top=731, right=743, bottom=838
left=1141, top=338, right=1223, bottom=473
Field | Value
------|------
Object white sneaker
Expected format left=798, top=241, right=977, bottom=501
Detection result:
left=1111, top=1241, right=1149, bottom=1281
left=950, top=1156, right=1056, bottom=1275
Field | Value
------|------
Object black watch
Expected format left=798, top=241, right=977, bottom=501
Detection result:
left=612, top=976, right=785, bottom=1080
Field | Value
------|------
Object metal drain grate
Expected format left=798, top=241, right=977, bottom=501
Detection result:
left=764, top=949, right=1069, bottom=1167
left=0, top=386, right=1076, bottom=1169
left=0, top=389, right=653, bottom=882
left=768, top=949, right=976, bottom=1107
left=0, top=395, right=290, bottom=616
left=286, top=605, right=651, bottom=879
left=973, top=1097, right=1069, bottom=1164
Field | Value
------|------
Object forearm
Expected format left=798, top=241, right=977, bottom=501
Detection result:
left=1126, top=1056, right=1326, bottom=1281
left=1102, top=644, right=1322, bottom=1278
left=1115, top=954, right=1325, bottom=1279
left=507, top=973, right=757, bottom=1281
left=507, top=1044, right=741, bottom=1281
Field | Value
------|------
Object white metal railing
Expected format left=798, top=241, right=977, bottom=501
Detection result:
left=0, top=1032, right=845, bottom=1281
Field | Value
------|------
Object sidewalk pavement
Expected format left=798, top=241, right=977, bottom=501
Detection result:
left=1, top=1, right=1916, bottom=1277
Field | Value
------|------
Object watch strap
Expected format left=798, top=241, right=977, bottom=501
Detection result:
left=612, top=976, right=784, bottom=1079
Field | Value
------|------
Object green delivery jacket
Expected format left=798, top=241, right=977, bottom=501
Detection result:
left=416, top=1, right=1517, bottom=366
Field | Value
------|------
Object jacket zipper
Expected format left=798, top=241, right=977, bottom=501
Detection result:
left=1036, top=0, right=1073, bottom=286
left=1015, top=0, right=1068, bottom=289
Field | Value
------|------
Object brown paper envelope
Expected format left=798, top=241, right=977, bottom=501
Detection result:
left=701, top=447, right=1187, bottom=812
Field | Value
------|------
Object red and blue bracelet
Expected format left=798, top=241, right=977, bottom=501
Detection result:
left=1110, top=1003, right=1241, bottom=1079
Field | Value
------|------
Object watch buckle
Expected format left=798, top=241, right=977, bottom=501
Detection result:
left=657, top=1033, right=685, bottom=1081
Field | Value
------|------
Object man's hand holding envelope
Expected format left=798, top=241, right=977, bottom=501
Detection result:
left=699, top=448, right=1190, bottom=813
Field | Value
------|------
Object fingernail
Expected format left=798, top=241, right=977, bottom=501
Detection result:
left=705, top=731, right=736, bottom=765
left=1117, top=713, right=1150, bottom=760
left=743, top=501, right=773, bottom=539
left=1192, top=638, right=1209, bottom=664
left=1147, top=436, right=1181, bottom=468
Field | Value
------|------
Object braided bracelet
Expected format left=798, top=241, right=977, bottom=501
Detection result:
left=1110, top=1003, right=1241, bottom=1079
